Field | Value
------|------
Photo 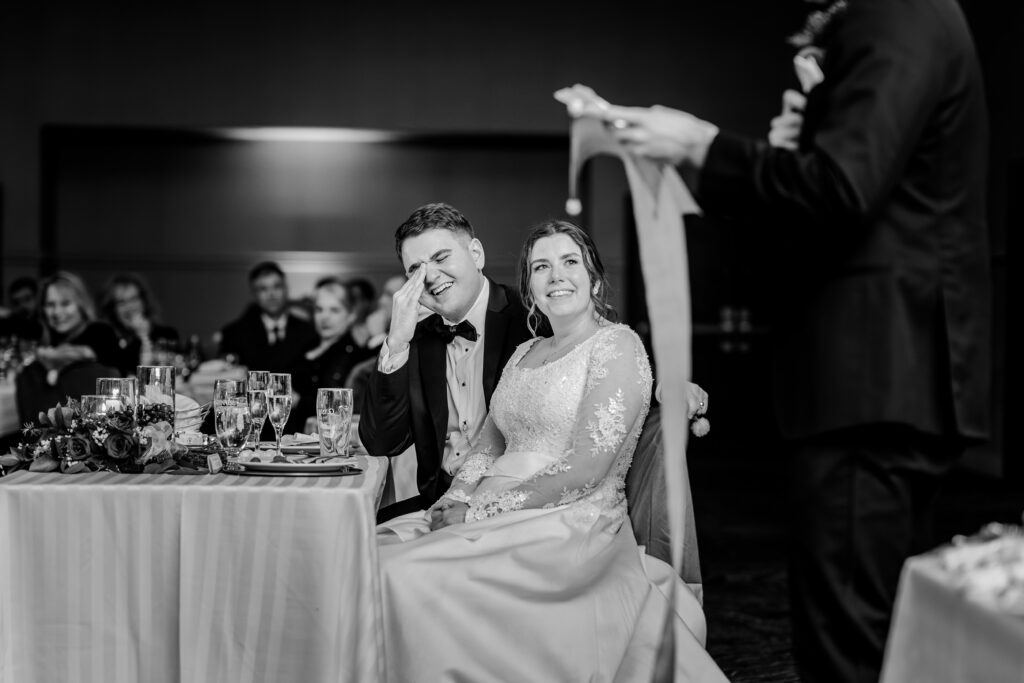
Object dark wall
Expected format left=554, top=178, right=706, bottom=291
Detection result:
left=0, top=1, right=1016, bottom=465
left=1, top=1, right=807, bottom=298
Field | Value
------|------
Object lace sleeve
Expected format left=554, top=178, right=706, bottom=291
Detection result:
left=467, top=327, right=652, bottom=521
left=434, top=414, right=506, bottom=507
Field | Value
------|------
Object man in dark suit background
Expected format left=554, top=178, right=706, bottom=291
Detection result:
left=582, top=0, right=992, bottom=680
left=220, top=261, right=317, bottom=433
left=359, top=203, right=530, bottom=522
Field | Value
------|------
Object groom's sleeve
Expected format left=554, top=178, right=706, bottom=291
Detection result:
left=359, top=355, right=414, bottom=459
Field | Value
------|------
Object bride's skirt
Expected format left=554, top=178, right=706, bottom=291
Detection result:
left=378, top=505, right=727, bottom=683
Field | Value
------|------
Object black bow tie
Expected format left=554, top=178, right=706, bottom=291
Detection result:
left=423, top=316, right=478, bottom=344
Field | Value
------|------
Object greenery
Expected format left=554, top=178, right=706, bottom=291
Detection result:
left=0, top=399, right=208, bottom=476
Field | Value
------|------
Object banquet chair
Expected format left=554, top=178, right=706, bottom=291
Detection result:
left=15, top=360, right=121, bottom=425
left=626, top=404, right=703, bottom=594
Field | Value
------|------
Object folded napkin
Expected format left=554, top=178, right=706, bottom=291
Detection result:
left=282, top=432, right=319, bottom=446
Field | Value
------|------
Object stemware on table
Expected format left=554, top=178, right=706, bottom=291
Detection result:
left=316, top=388, right=353, bottom=458
left=247, top=370, right=270, bottom=449
left=213, top=378, right=251, bottom=461
left=267, top=373, right=292, bottom=455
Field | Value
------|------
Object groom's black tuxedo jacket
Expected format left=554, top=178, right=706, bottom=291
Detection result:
left=359, top=279, right=530, bottom=507
left=696, top=0, right=991, bottom=443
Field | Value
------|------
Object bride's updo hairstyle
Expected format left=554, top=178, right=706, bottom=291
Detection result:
left=517, top=219, right=614, bottom=336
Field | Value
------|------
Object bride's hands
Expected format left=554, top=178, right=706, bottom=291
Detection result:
left=429, top=500, right=469, bottom=531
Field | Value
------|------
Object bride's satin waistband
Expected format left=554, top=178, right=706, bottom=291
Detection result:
left=485, top=450, right=559, bottom=481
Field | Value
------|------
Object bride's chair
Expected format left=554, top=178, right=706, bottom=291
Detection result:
left=626, top=404, right=703, bottom=594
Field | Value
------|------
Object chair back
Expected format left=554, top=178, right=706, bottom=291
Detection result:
left=626, top=405, right=703, bottom=589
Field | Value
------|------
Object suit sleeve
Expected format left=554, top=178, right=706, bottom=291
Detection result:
left=357, top=355, right=414, bottom=458
left=698, top=1, right=944, bottom=228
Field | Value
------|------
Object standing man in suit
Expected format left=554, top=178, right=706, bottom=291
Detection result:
left=573, top=0, right=992, bottom=680
left=359, top=203, right=530, bottom=522
left=220, top=261, right=317, bottom=432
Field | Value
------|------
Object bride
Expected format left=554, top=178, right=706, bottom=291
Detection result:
left=378, top=219, right=725, bottom=682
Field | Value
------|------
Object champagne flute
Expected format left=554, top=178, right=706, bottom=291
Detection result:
left=214, top=379, right=251, bottom=462
left=247, top=370, right=270, bottom=449
left=267, top=373, right=292, bottom=455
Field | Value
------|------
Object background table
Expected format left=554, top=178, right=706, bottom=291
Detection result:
left=881, top=550, right=1024, bottom=682
left=0, top=456, right=387, bottom=683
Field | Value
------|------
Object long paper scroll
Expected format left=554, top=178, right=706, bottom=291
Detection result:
left=556, top=87, right=701, bottom=681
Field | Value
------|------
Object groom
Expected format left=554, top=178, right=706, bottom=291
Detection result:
left=358, top=203, right=530, bottom=522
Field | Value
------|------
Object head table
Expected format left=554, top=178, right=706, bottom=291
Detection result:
left=0, top=456, right=387, bottom=683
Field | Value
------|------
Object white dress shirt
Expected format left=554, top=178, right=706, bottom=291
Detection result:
left=379, top=278, right=490, bottom=475
left=261, top=314, right=287, bottom=345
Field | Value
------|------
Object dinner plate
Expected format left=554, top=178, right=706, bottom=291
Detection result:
left=240, top=459, right=355, bottom=473
left=227, top=467, right=362, bottom=478
left=258, top=441, right=320, bottom=455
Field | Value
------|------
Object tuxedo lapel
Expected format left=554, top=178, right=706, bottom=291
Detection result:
left=416, top=315, right=450, bottom=456
left=482, top=281, right=511, bottom=407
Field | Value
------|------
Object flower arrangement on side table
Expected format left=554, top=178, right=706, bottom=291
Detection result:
left=0, top=399, right=210, bottom=476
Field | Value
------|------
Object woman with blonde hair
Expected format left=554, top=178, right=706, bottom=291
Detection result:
left=15, top=271, right=122, bottom=423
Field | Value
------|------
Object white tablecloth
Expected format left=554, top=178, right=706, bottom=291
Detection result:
left=0, top=456, right=387, bottom=683
left=0, top=381, right=18, bottom=436
left=881, top=550, right=1024, bottom=683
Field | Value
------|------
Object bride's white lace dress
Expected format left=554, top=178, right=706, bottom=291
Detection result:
left=378, top=324, right=726, bottom=682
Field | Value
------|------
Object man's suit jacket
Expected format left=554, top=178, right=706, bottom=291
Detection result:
left=219, top=305, right=318, bottom=375
left=696, top=0, right=991, bottom=442
left=359, top=280, right=530, bottom=507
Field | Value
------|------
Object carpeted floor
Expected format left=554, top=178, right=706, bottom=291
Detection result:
left=688, top=437, right=1024, bottom=683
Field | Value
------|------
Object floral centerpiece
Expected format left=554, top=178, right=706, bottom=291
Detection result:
left=0, top=399, right=209, bottom=476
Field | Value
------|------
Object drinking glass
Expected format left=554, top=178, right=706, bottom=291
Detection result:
left=80, top=394, right=123, bottom=419
left=316, top=388, right=353, bottom=457
left=96, top=377, right=138, bottom=415
left=247, top=370, right=270, bottom=448
left=137, top=365, right=176, bottom=426
left=214, top=379, right=251, bottom=461
left=267, top=373, right=292, bottom=454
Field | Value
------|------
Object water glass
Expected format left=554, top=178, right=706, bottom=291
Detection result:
left=214, top=379, right=251, bottom=460
left=316, top=388, right=353, bottom=457
left=247, top=370, right=270, bottom=447
left=267, top=373, right=292, bottom=454
left=96, top=377, right=138, bottom=415
left=137, top=365, right=176, bottom=425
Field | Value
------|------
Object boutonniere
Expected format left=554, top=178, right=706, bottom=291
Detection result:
left=788, top=0, right=848, bottom=49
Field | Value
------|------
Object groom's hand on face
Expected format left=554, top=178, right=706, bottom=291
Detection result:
left=387, top=267, right=427, bottom=353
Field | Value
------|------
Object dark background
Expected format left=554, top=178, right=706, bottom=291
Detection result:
left=0, top=1, right=1017, bottom=475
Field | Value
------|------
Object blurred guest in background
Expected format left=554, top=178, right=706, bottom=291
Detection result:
left=100, top=273, right=180, bottom=377
left=37, top=271, right=120, bottom=373
left=16, top=272, right=121, bottom=423
left=0, top=276, right=43, bottom=342
left=292, top=277, right=376, bottom=430
left=219, top=261, right=317, bottom=374
left=346, top=277, right=377, bottom=348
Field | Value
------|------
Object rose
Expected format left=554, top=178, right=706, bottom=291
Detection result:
left=107, top=412, right=135, bottom=433
left=104, top=431, right=138, bottom=460
left=64, top=435, right=94, bottom=461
